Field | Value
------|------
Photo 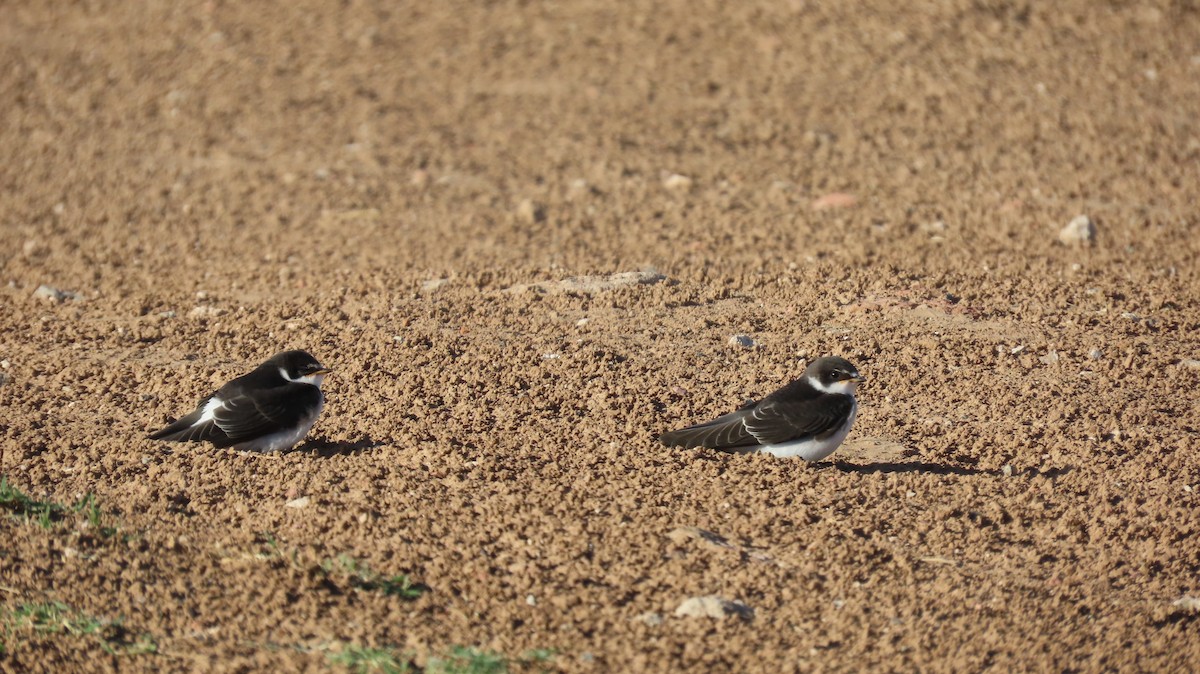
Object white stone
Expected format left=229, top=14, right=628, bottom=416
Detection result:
left=662, top=173, right=693, bottom=191
left=674, top=595, right=753, bottom=619
left=1171, top=596, right=1200, bottom=612
left=1058, top=215, right=1096, bottom=245
left=632, top=611, right=663, bottom=626
left=729, top=335, right=755, bottom=348
left=188, top=306, right=225, bottom=318
left=515, top=198, right=543, bottom=223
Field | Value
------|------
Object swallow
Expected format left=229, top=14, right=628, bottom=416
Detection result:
left=660, top=356, right=864, bottom=461
left=149, top=350, right=330, bottom=452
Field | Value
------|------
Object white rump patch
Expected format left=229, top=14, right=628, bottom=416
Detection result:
left=196, top=397, right=225, bottom=425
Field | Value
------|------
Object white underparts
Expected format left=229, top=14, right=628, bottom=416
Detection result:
left=232, top=400, right=323, bottom=453
left=192, top=375, right=323, bottom=452
left=756, top=395, right=858, bottom=461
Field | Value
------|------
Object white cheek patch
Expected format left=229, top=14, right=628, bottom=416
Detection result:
left=827, top=379, right=860, bottom=395
left=280, top=366, right=326, bottom=388
left=297, top=373, right=326, bottom=388
left=806, top=375, right=860, bottom=395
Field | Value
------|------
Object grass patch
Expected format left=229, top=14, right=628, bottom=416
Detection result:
left=320, top=554, right=426, bottom=599
left=73, top=492, right=119, bottom=538
left=427, top=646, right=508, bottom=674
left=428, top=646, right=555, bottom=674
left=0, top=477, right=68, bottom=528
left=1, top=601, right=156, bottom=655
left=328, top=644, right=412, bottom=673
left=0, top=478, right=120, bottom=538
left=328, top=645, right=555, bottom=674
left=252, top=531, right=301, bottom=566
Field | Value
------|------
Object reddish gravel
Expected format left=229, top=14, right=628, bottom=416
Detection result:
left=2, top=1, right=1199, bottom=672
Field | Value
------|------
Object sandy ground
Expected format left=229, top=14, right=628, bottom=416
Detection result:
left=2, top=0, right=1199, bottom=671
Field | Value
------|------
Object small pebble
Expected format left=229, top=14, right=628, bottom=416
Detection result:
left=188, top=306, right=225, bottom=318
left=662, top=173, right=693, bottom=191
left=23, top=239, right=47, bottom=258
left=632, top=611, right=663, bottom=626
left=421, top=278, right=450, bottom=293
left=566, top=179, right=589, bottom=200
left=675, top=595, right=754, bottom=620
left=729, top=335, right=755, bottom=348
left=811, top=192, right=857, bottom=210
left=1058, top=214, right=1096, bottom=246
left=1172, top=596, right=1200, bottom=613
left=515, top=198, right=544, bottom=224
left=284, top=496, right=310, bottom=509
left=33, top=284, right=80, bottom=303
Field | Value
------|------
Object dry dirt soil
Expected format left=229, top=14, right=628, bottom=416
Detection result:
left=2, top=1, right=1199, bottom=672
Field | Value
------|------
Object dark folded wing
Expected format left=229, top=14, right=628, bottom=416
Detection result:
left=211, top=385, right=321, bottom=443
left=659, top=407, right=758, bottom=449
left=742, top=395, right=853, bottom=445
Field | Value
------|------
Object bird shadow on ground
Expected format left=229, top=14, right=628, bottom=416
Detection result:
left=829, top=460, right=1074, bottom=478
left=299, top=436, right=381, bottom=457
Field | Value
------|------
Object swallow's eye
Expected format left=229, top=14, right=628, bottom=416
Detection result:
left=830, top=370, right=842, bottom=379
